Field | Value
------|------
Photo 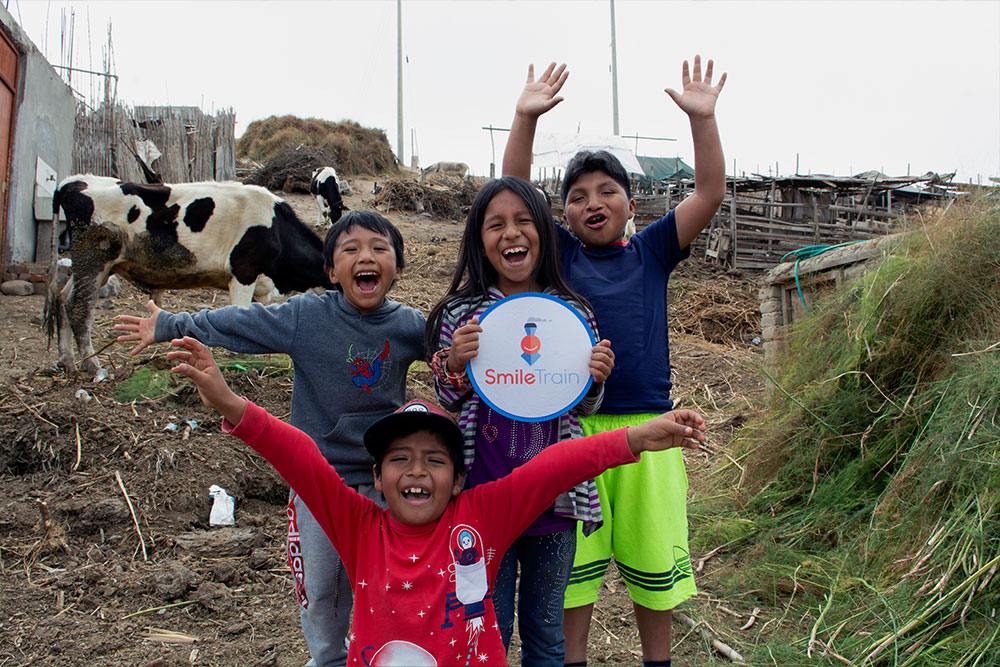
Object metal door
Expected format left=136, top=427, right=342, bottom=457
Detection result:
left=0, top=30, right=18, bottom=276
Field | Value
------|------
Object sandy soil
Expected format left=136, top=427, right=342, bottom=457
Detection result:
left=0, top=178, right=767, bottom=666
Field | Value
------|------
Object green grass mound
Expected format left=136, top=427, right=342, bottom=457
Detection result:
left=237, top=116, right=398, bottom=176
left=717, top=195, right=1000, bottom=665
left=115, top=356, right=293, bottom=403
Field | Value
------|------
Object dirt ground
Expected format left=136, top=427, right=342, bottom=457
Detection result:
left=0, top=179, right=768, bottom=666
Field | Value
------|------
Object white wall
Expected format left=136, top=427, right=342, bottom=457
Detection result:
left=0, top=5, right=75, bottom=265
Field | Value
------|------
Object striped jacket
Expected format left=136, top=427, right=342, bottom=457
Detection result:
left=430, top=285, right=604, bottom=534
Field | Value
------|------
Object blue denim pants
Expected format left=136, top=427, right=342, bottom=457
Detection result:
left=494, top=528, right=577, bottom=666
left=293, top=484, right=385, bottom=667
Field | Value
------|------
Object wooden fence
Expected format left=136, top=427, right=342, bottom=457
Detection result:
left=633, top=174, right=956, bottom=270
left=73, top=102, right=236, bottom=183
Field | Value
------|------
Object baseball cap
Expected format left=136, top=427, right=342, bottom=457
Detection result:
left=364, top=400, right=465, bottom=471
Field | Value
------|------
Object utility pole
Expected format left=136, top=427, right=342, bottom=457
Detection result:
left=610, top=0, right=620, bottom=136
left=396, top=0, right=404, bottom=165
left=481, top=125, right=511, bottom=178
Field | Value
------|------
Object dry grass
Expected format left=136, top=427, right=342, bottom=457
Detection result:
left=237, top=116, right=398, bottom=176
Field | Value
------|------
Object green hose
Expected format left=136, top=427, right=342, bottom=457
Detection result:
left=780, top=241, right=865, bottom=314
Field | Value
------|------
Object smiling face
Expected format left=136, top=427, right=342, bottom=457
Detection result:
left=479, top=189, right=542, bottom=295
left=327, top=225, right=401, bottom=313
left=563, top=170, right=636, bottom=247
left=374, top=429, right=462, bottom=526
left=521, top=334, right=540, bottom=355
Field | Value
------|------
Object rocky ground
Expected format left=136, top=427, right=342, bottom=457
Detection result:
left=0, top=179, right=768, bottom=666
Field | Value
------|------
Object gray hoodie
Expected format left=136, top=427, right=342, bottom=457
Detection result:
left=156, top=291, right=425, bottom=485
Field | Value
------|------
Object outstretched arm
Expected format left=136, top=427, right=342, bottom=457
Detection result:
left=167, top=336, right=247, bottom=425
left=667, top=55, right=727, bottom=248
left=502, top=62, right=569, bottom=180
left=114, top=300, right=165, bottom=355
left=626, top=409, right=706, bottom=456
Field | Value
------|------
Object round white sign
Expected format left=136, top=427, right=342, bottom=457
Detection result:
left=468, top=292, right=595, bottom=422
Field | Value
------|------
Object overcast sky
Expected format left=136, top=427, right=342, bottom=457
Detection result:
left=10, top=0, right=1000, bottom=183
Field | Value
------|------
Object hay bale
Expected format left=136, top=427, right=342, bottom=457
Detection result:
left=237, top=116, right=398, bottom=176
left=243, top=146, right=337, bottom=192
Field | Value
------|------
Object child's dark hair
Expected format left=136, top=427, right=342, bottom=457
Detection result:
left=560, top=150, right=632, bottom=204
left=323, top=210, right=405, bottom=276
left=425, top=176, right=594, bottom=356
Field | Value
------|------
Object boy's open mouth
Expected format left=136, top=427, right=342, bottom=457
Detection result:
left=401, top=486, right=431, bottom=501
left=585, top=213, right=608, bottom=228
left=354, top=271, right=381, bottom=294
left=501, top=246, right=529, bottom=266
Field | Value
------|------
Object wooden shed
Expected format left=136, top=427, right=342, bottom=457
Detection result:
left=700, top=172, right=958, bottom=270
left=757, top=233, right=903, bottom=355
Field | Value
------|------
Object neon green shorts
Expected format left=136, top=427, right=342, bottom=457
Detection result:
left=564, top=412, right=697, bottom=611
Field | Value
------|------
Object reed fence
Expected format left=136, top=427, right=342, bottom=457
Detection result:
left=73, top=102, right=236, bottom=183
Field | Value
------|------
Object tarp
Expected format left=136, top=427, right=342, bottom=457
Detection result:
left=636, top=156, right=694, bottom=181
left=135, top=139, right=162, bottom=170
left=532, top=133, right=645, bottom=175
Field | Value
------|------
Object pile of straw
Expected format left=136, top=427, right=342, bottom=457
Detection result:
left=718, top=195, right=1000, bottom=665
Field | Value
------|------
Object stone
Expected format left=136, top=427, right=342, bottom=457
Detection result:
left=761, top=312, right=784, bottom=330
left=1, top=280, right=35, bottom=296
left=174, top=527, right=265, bottom=557
left=99, top=274, right=122, bottom=298
left=759, top=298, right=783, bottom=315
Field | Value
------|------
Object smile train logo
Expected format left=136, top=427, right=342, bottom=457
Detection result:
left=520, top=321, right=541, bottom=366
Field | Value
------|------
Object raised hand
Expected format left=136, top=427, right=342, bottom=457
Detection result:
left=114, top=300, right=163, bottom=355
left=589, top=339, right=615, bottom=384
left=167, top=337, right=246, bottom=424
left=664, top=55, right=726, bottom=120
left=626, top=409, right=706, bottom=455
left=447, top=317, right=483, bottom=373
left=514, top=62, right=570, bottom=120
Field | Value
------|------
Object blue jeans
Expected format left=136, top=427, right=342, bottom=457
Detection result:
left=294, top=484, right=385, bottom=667
left=494, top=528, right=576, bottom=666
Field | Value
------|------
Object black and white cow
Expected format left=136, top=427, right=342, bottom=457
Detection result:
left=46, top=174, right=335, bottom=376
left=308, top=167, right=348, bottom=226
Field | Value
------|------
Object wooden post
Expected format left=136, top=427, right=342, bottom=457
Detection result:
left=730, top=178, right=737, bottom=268
left=768, top=179, right=776, bottom=255
left=813, top=194, right=820, bottom=244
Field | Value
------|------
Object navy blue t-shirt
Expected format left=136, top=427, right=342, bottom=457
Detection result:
left=556, top=210, right=689, bottom=414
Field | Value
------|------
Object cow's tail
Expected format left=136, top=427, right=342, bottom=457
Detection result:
left=42, top=197, right=70, bottom=350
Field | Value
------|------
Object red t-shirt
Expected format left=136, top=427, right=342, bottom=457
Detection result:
left=226, top=400, right=637, bottom=666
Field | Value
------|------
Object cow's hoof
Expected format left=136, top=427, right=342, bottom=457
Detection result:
left=82, top=360, right=105, bottom=381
